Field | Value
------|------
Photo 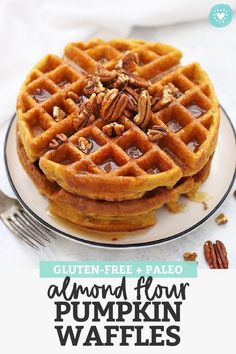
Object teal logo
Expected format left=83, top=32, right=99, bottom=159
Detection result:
left=208, top=4, right=233, bottom=27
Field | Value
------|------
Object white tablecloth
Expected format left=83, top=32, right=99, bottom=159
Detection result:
left=0, top=7, right=236, bottom=269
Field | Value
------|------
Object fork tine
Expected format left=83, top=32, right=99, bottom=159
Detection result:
left=6, top=219, right=40, bottom=250
left=20, top=209, right=57, bottom=239
left=17, top=210, right=51, bottom=243
left=10, top=214, right=46, bottom=247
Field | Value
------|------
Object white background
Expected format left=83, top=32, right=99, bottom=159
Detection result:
left=0, top=270, right=235, bottom=353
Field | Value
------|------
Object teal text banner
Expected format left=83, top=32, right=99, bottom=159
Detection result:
left=40, top=261, right=197, bottom=278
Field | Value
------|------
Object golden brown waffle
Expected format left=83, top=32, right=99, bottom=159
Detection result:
left=17, top=133, right=211, bottom=232
left=17, top=38, right=219, bottom=202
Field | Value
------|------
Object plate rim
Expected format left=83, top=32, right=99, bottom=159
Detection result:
left=4, top=106, right=236, bottom=249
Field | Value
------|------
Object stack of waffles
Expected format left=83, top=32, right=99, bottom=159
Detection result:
left=16, top=38, right=219, bottom=232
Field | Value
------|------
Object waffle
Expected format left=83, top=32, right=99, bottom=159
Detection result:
left=16, top=37, right=219, bottom=230
left=17, top=133, right=211, bottom=232
left=17, top=39, right=219, bottom=201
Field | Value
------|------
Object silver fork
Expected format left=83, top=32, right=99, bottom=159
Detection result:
left=0, top=189, right=56, bottom=250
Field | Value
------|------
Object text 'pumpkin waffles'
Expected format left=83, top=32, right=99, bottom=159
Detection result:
left=16, top=38, right=219, bottom=231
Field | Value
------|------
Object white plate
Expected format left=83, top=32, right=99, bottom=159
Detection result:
left=4, top=107, right=236, bottom=248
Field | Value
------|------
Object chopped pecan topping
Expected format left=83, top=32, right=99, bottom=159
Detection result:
left=147, top=125, right=168, bottom=142
left=128, top=73, right=149, bottom=89
left=215, top=213, right=228, bottom=225
left=160, top=85, right=173, bottom=104
left=83, top=75, right=104, bottom=95
left=204, top=240, right=229, bottom=269
left=95, top=66, right=118, bottom=85
left=133, top=90, right=152, bottom=129
left=115, top=51, right=139, bottom=70
left=152, top=83, right=179, bottom=112
left=100, top=89, right=128, bottom=122
left=73, top=93, right=98, bottom=130
left=49, top=133, right=68, bottom=149
left=183, top=252, right=198, bottom=262
left=78, top=137, right=92, bottom=153
left=112, top=72, right=130, bottom=89
left=52, top=106, right=66, bottom=122
left=67, top=91, right=81, bottom=103
left=102, top=122, right=125, bottom=137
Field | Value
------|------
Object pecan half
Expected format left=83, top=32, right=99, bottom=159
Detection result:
left=204, top=240, right=229, bottom=269
left=83, top=75, right=104, bottom=95
left=124, top=87, right=139, bottom=112
left=100, top=89, right=128, bottom=122
left=123, top=109, right=134, bottom=119
left=102, top=122, right=125, bottom=137
left=147, top=125, right=168, bottom=142
left=215, top=213, right=228, bottom=225
left=49, top=133, right=68, bottom=149
left=52, top=106, right=66, bottom=122
left=133, top=90, right=152, bottom=129
left=73, top=93, right=98, bottom=130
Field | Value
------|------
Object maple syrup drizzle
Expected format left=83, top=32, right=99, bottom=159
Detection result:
left=99, top=159, right=119, bottom=173
left=187, top=191, right=210, bottom=203
left=125, top=145, right=143, bottom=159
left=187, top=140, right=199, bottom=152
left=186, top=103, right=206, bottom=118
left=58, top=79, right=70, bottom=88
left=31, top=125, right=44, bottom=137
left=146, top=166, right=160, bottom=174
left=167, top=202, right=188, bottom=213
left=31, top=88, right=51, bottom=102
left=167, top=119, right=182, bottom=132
left=78, top=138, right=101, bottom=155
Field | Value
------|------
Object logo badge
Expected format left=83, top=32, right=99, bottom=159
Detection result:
left=208, top=4, right=233, bottom=27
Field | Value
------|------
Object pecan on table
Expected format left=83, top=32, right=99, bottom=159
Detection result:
left=133, top=90, right=152, bottom=129
left=183, top=252, right=198, bottom=262
left=215, top=213, right=228, bottom=225
left=73, top=93, right=98, bottom=130
left=204, top=240, right=229, bottom=269
left=49, top=133, right=68, bottom=149
left=100, top=89, right=128, bottom=122
left=147, top=125, right=168, bottom=142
